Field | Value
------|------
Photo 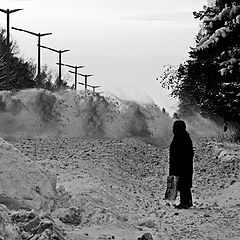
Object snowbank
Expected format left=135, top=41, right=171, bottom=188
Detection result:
left=0, top=89, right=172, bottom=143
left=0, top=137, right=57, bottom=212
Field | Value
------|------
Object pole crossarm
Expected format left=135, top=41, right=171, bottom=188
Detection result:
left=57, top=63, right=84, bottom=69
left=39, top=44, right=70, bottom=54
left=9, top=9, right=23, bottom=14
left=39, top=44, right=58, bottom=53
left=60, top=49, right=70, bottom=53
left=78, top=82, right=100, bottom=93
left=88, top=84, right=100, bottom=88
left=69, top=71, right=93, bottom=77
left=77, top=83, right=95, bottom=88
left=0, top=8, right=23, bottom=14
left=78, top=82, right=85, bottom=86
left=12, top=27, right=52, bottom=37
left=0, top=8, right=7, bottom=13
left=78, top=82, right=99, bottom=89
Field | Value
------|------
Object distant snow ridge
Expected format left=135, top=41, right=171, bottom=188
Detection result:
left=0, top=89, right=172, bottom=141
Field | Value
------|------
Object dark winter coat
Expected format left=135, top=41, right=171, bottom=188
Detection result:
left=169, top=120, right=194, bottom=189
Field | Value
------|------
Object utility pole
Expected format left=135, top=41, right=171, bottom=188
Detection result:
left=83, top=74, right=93, bottom=90
left=87, top=84, right=100, bottom=94
left=77, top=82, right=100, bottom=93
left=69, top=71, right=93, bottom=90
left=12, top=27, right=52, bottom=87
left=57, top=63, right=84, bottom=90
left=39, top=44, right=70, bottom=82
left=78, top=82, right=86, bottom=88
left=0, top=8, right=23, bottom=89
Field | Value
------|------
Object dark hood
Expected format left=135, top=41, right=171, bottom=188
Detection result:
left=172, top=120, right=187, bottom=135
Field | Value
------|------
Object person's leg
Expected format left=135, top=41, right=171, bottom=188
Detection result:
left=177, top=188, right=192, bottom=208
left=180, top=188, right=188, bottom=205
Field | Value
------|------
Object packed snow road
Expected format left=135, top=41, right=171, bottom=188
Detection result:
left=8, top=136, right=240, bottom=240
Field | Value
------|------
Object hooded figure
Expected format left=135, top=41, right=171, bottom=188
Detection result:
left=169, top=120, right=194, bottom=209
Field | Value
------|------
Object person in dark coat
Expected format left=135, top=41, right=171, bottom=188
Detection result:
left=169, top=120, right=194, bottom=209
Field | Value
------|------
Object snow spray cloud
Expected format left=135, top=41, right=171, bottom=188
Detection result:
left=182, top=113, right=239, bottom=142
left=0, top=89, right=173, bottom=145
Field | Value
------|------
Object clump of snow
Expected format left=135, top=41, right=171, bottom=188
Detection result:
left=0, top=137, right=57, bottom=212
left=0, top=204, right=22, bottom=240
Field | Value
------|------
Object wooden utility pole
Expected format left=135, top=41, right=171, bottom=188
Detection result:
left=57, top=63, right=84, bottom=90
left=69, top=71, right=93, bottom=90
left=12, top=27, right=52, bottom=87
left=39, top=44, right=70, bottom=82
left=0, top=8, right=23, bottom=89
left=87, top=84, right=100, bottom=93
left=77, top=82, right=100, bottom=93
left=78, top=82, right=86, bottom=88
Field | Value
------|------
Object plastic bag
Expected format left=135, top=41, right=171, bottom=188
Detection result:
left=164, top=175, right=179, bottom=200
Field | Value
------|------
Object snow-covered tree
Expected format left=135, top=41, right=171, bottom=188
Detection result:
left=161, top=0, right=240, bottom=123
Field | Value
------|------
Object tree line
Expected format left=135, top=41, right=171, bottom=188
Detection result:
left=0, top=28, right=70, bottom=91
left=159, top=0, right=240, bottom=126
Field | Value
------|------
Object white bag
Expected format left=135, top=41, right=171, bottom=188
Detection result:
left=164, top=175, right=179, bottom=201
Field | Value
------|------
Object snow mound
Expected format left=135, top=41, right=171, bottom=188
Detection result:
left=207, top=142, right=240, bottom=207
left=0, top=137, right=57, bottom=212
left=0, top=89, right=172, bottom=141
left=216, top=182, right=240, bottom=207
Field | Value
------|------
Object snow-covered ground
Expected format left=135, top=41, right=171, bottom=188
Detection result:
left=0, top=89, right=239, bottom=239
left=1, top=135, right=238, bottom=240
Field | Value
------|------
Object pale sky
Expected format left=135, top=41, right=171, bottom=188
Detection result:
left=0, top=0, right=206, bottom=113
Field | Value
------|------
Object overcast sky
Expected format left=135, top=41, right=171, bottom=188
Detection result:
left=0, top=0, right=206, bottom=113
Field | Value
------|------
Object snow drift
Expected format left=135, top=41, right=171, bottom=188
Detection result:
left=0, top=137, right=57, bottom=212
left=0, top=89, right=173, bottom=145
